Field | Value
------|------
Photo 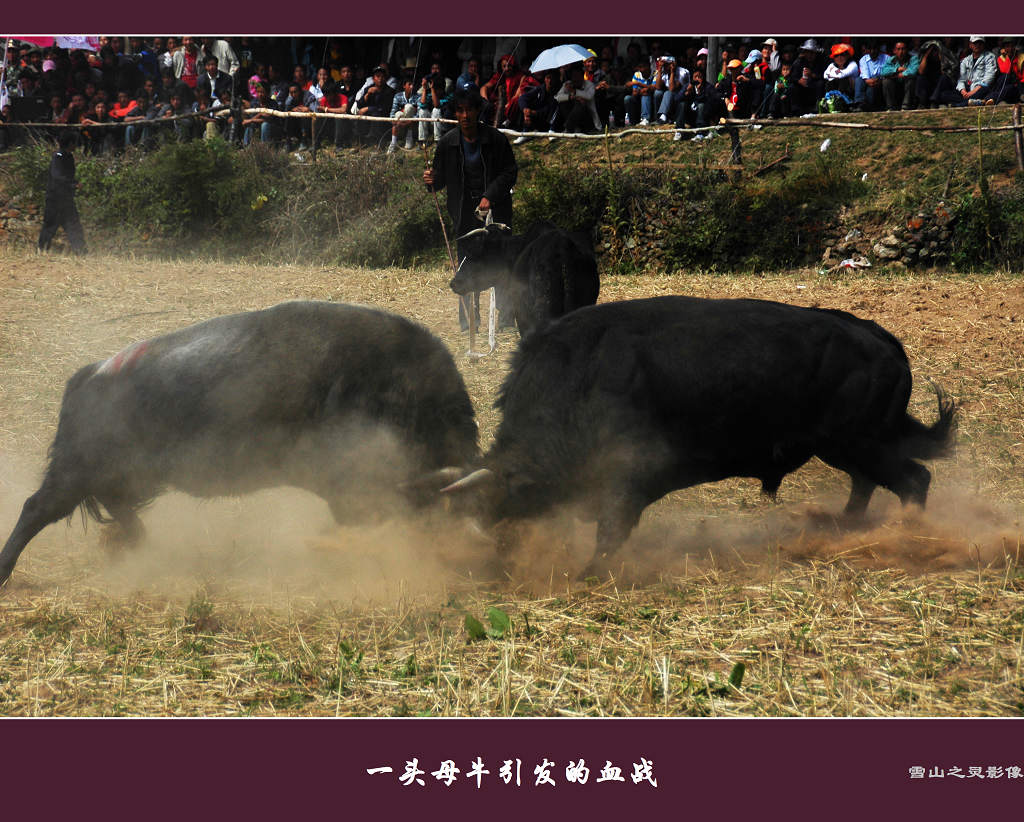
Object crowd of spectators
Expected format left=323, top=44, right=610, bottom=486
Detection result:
left=1, top=35, right=1022, bottom=154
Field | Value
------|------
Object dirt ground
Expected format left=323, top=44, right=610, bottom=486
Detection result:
left=2, top=250, right=1022, bottom=582
left=1, top=248, right=1023, bottom=716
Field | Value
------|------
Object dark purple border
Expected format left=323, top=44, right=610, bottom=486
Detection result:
left=3, top=0, right=1020, bottom=35
left=1, top=718, right=1022, bottom=816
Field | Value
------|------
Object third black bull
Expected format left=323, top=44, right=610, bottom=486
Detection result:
left=441, top=295, right=956, bottom=577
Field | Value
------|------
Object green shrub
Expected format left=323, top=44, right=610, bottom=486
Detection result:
left=0, top=142, right=52, bottom=200
left=950, top=179, right=1024, bottom=270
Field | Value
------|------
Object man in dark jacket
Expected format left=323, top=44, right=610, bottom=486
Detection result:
left=423, top=85, right=518, bottom=331
left=196, top=55, right=233, bottom=101
left=38, top=131, right=86, bottom=255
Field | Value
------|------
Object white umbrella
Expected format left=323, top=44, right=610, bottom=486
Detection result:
left=529, top=44, right=591, bottom=74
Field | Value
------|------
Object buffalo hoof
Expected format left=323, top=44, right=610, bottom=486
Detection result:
left=579, top=556, right=612, bottom=581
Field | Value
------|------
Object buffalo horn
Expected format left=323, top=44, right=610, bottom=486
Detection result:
left=400, top=466, right=467, bottom=492
left=455, top=227, right=489, bottom=242
left=441, top=468, right=495, bottom=494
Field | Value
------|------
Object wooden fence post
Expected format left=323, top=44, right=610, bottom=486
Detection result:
left=1013, top=104, right=1023, bottom=173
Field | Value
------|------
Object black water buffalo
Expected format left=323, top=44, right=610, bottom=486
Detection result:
left=450, top=221, right=599, bottom=337
left=0, top=301, right=478, bottom=586
left=441, top=296, right=955, bottom=575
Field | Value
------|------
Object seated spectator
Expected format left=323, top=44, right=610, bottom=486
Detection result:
left=673, top=67, right=723, bottom=139
left=514, top=71, right=559, bottom=142
left=416, top=72, right=448, bottom=145
left=914, top=40, right=959, bottom=108
left=790, top=39, right=826, bottom=115
left=42, top=92, right=65, bottom=124
left=823, top=43, right=859, bottom=103
left=715, top=44, right=738, bottom=84
left=140, top=77, right=162, bottom=108
left=456, top=56, right=485, bottom=93
left=157, top=90, right=195, bottom=142
left=761, top=38, right=781, bottom=73
left=315, top=81, right=349, bottom=149
left=481, top=53, right=523, bottom=127
left=880, top=41, right=919, bottom=110
left=267, top=64, right=289, bottom=104
left=283, top=82, right=313, bottom=150
left=694, top=46, right=709, bottom=78
left=124, top=92, right=152, bottom=146
left=356, top=67, right=395, bottom=146
left=109, top=88, right=140, bottom=146
left=717, top=58, right=756, bottom=118
left=553, top=64, right=596, bottom=134
left=158, top=70, right=181, bottom=104
left=197, top=56, right=233, bottom=101
left=623, top=59, right=655, bottom=125
left=584, top=51, right=613, bottom=127
left=654, top=55, right=690, bottom=125
left=931, top=36, right=994, bottom=106
left=855, top=41, right=888, bottom=111
left=982, top=40, right=1022, bottom=105
left=763, top=61, right=794, bottom=119
left=242, top=82, right=280, bottom=145
left=192, top=87, right=221, bottom=140
left=505, top=66, right=538, bottom=131
left=58, top=92, right=89, bottom=126
left=388, top=77, right=419, bottom=153
left=738, top=48, right=770, bottom=118
left=81, top=99, right=117, bottom=154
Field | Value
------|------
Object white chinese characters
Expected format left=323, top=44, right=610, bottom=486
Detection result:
left=368, top=757, right=659, bottom=788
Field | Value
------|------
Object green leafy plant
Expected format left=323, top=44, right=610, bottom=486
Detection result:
left=465, top=607, right=512, bottom=641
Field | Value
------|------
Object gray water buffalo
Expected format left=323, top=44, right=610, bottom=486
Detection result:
left=0, top=301, right=478, bottom=586
left=451, top=221, right=599, bottom=337
left=440, top=296, right=955, bottom=575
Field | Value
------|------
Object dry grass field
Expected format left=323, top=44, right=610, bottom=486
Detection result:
left=1, top=248, right=1022, bottom=716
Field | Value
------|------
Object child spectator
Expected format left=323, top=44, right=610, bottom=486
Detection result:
left=387, top=77, right=418, bottom=153
left=242, top=82, right=279, bottom=145
left=764, top=61, right=794, bottom=119
left=623, top=59, right=654, bottom=125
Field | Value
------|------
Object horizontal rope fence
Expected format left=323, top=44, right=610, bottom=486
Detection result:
left=4, top=104, right=1022, bottom=138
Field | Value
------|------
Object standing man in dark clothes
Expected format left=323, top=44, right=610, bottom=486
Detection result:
left=38, top=131, right=86, bottom=255
left=423, top=85, right=517, bottom=331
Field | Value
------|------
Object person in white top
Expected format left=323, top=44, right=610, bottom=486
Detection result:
left=824, top=43, right=859, bottom=100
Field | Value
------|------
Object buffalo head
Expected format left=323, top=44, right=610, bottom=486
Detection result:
left=450, top=223, right=513, bottom=296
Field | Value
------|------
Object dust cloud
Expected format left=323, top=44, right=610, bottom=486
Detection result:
left=3, top=445, right=1020, bottom=604
left=611, top=484, right=1023, bottom=584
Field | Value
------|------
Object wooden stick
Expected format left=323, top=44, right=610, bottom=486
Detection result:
left=421, top=141, right=477, bottom=355
left=1014, top=104, right=1024, bottom=173
left=753, top=146, right=792, bottom=176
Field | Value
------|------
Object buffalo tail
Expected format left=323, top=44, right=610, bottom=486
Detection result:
left=899, top=383, right=956, bottom=461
